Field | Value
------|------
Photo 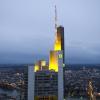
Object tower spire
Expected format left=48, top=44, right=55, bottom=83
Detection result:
left=55, top=5, right=57, bottom=29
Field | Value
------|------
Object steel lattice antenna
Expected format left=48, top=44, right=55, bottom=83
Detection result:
left=87, top=80, right=96, bottom=100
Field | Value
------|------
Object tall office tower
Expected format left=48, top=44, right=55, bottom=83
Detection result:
left=49, top=6, right=64, bottom=100
left=33, top=6, right=65, bottom=100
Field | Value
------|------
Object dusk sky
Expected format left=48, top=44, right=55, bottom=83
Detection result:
left=0, top=0, right=100, bottom=64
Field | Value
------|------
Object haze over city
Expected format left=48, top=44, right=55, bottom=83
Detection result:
left=0, top=0, right=100, bottom=64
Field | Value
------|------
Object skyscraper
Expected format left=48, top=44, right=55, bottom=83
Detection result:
left=28, top=6, right=65, bottom=100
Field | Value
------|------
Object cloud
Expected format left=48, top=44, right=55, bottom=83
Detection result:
left=0, top=0, right=100, bottom=64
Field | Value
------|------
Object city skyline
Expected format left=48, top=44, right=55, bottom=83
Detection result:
left=0, top=0, right=100, bottom=64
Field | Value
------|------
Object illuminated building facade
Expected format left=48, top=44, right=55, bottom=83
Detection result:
left=34, top=60, right=47, bottom=72
left=49, top=26, right=65, bottom=71
left=33, top=24, right=65, bottom=100
left=29, top=6, right=65, bottom=100
left=54, top=26, right=64, bottom=52
left=49, top=51, right=58, bottom=72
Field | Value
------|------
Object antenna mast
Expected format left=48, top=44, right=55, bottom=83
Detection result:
left=55, top=5, right=57, bottom=29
